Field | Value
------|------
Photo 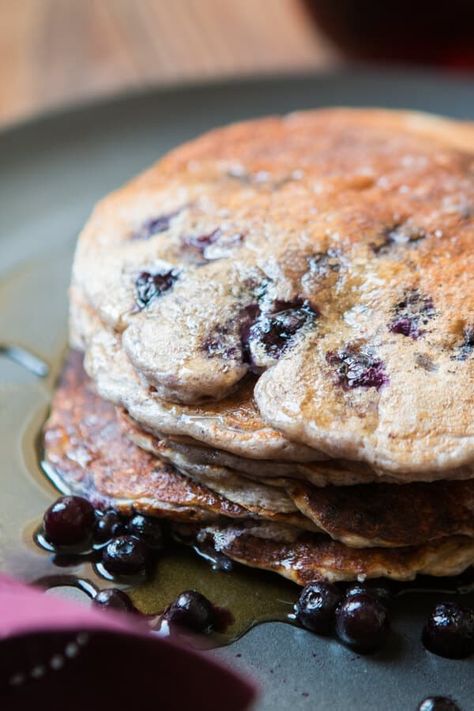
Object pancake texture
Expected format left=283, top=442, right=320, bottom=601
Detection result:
left=43, top=352, right=474, bottom=582
left=287, top=481, right=474, bottom=548
left=183, top=522, right=474, bottom=584
left=83, top=323, right=322, bottom=462
left=71, top=108, right=474, bottom=475
left=44, top=351, right=311, bottom=528
left=122, top=406, right=474, bottom=548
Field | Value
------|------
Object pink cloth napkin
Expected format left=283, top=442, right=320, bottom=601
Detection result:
left=0, top=574, right=257, bottom=711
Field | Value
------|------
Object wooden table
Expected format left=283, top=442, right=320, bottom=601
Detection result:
left=0, top=0, right=340, bottom=128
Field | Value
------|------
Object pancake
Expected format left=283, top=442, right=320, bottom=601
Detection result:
left=81, top=322, right=474, bottom=485
left=121, top=410, right=389, bottom=487
left=116, top=408, right=306, bottom=520
left=44, top=353, right=474, bottom=583
left=187, top=521, right=474, bottom=584
left=287, top=481, right=474, bottom=548
left=83, top=325, right=322, bottom=462
left=72, top=108, right=474, bottom=475
left=44, top=351, right=313, bottom=529
left=121, top=408, right=474, bottom=548
left=129, top=426, right=474, bottom=487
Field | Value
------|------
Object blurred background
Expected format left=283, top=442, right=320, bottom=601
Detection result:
left=1, top=0, right=473, bottom=128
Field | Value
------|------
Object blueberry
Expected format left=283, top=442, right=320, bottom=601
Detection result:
left=135, top=269, right=178, bottom=308
left=164, top=590, right=215, bottom=633
left=453, top=325, right=474, bottom=361
left=239, top=302, right=261, bottom=360
left=335, top=593, right=390, bottom=653
left=326, top=346, right=388, bottom=390
left=388, top=289, right=435, bottom=339
left=422, top=602, right=474, bottom=659
left=128, top=515, right=164, bottom=550
left=93, top=588, right=136, bottom=613
left=183, top=228, right=221, bottom=253
left=248, top=299, right=317, bottom=359
left=294, top=581, right=343, bottom=635
left=102, top=535, right=150, bottom=576
left=43, top=496, right=95, bottom=546
left=345, top=581, right=394, bottom=607
left=372, top=223, right=425, bottom=254
left=135, top=212, right=178, bottom=239
left=93, top=509, right=127, bottom=543
left=417, top=697, right=461, bottom=711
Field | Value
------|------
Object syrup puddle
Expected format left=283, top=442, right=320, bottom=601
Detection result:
left=30, top=521, right=299, bottom=648
left=29, top=509, right=474, bottom=651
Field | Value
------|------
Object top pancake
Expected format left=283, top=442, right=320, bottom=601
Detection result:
left=72, top=108, right=474, bottom=474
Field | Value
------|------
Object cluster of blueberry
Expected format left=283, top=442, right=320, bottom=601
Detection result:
left=40, top=495, right=216, bottom=632
left=39, top=495, right=474, bottom=658
left=294, top=580, right=474, bottom=659
left=294, top=581, right=389, bottom=653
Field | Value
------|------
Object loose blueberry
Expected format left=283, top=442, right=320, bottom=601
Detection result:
left=417, top=697, right=461, bottom=711
left=93, top=588, right=136, bottom=613
left=422, top=602, right=474, bottom=659
left=345, top=581, right=394, bottom=607
left=43, top=496, right=95, bottom=546
left=128, top=515, right=164, bottom=551
left=326, top=346, right=388, bottom=390
left=164, top=590, right=215, bottom=633
left=294, top=581, right=343, bottom=635
left=102, top=535, right=150, bottom=576
left=93, top=509, right=127, bottom=544
left=335, top=593, right=390, bottom=653
left=135, top=269, right=178, bottom=308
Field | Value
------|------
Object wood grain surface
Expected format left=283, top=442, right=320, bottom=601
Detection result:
left=0, top=0, right=339, bottom=127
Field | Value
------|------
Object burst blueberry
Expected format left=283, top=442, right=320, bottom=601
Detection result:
left=453, top=325, right=474, bottom=361
left=135, top=269, right=178, bottom=308
left=249, top=299, right=317, bottom=359
left=134, top=211, right=179, bottom=239
left=326, top=345, right=388, bottom=390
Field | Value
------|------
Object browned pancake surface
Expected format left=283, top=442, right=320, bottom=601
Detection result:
left=44, top=352, right=312, bottom=528
left=289, top=481, right=474, bottom=547
left=44, top=351, right=250, bottom=520
left=192, top=522, right=474, bottom=584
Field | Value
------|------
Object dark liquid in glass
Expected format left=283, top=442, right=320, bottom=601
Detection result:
left=304, top=0, right=474, bottom=68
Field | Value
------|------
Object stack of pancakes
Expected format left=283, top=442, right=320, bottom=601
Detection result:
left=45, top=108, right=474, bottom=585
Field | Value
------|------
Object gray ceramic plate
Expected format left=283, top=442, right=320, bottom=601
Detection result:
left=1, top=70, right=474, bottom=711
